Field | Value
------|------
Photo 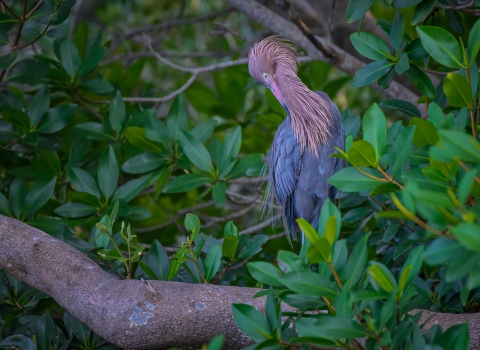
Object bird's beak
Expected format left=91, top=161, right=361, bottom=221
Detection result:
left=269, top=80, right=285, bottom=106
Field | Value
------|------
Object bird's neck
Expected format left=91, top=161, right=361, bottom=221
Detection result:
left=277, top=74, right=334, bottom=153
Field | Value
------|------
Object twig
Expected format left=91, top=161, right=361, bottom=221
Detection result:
left=437, top=0, right=474, bottom=9
left=75, top=95, right=104, bottom=121
left=136, top=200, right=216, bottom=233
left=125, top=7, right=234, bottom=38
left=0, top=0, right=21, bottom=20
left=238, top=213, right=283, bottom=235
left=376, top=166, right=404, bottom=189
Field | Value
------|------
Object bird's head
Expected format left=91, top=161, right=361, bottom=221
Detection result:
left=248, top=36, right=298, bottom=106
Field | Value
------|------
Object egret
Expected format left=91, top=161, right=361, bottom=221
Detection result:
left=248, top=36, right=345, bottom=241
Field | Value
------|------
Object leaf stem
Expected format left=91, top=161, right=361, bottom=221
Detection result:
left=352, top=164, right=388, bottom=183
left=390, top=193, right=447, bottom=237
left=465, top=67, right=477, bottom=138
left=376, top=166, right=404, bottom=189
left=328, top=261, right=343, bottom=290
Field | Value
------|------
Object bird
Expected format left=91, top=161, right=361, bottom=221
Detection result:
left=248, top=36, right=345, bottom=242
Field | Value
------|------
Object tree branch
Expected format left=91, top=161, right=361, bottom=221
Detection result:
left=225, top=0, right=422, bottom=113
left=0, top=215, right=261, bottom=349
left=1, top=215, right=480, bottom=348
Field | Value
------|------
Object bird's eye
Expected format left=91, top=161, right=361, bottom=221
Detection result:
left=262, top=73, right=268, bottom=80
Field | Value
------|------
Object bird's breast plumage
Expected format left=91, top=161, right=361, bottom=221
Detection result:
left=265, top=93, right=345, bottom=240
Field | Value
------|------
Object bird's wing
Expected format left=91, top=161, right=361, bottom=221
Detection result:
left=267, top=118, right=301, bottom=239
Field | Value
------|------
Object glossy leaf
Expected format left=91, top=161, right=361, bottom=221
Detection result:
left=352, top=61, right=394, bottom=88
left=279, top=271, right=338, bottom=297
left=347, top=140, right=378, bottom=167
left=328, top=167, right=383, bottom=192
left=231, top=304, right=271, bottom=343
left=443, top=73, right=473, bottom=108
left=24, top=177, right=56, bottom=217
left=406, top=65, right=436, bottom=98
left=60, top=38, right=80, bottom=78
left=350, top=32, right=391, bottom=60
left=179, top=130, right=213, bottom=172
left=411, top=0, right=437, bottom=25
left=54, top=202, right=96, bottom=218
left=124, top=127, right=163, bottom=153
left=247, top=262, right=283, bottom=286
left=409, top=117, right=439, bottom=148
left=109, top=91, right=126, bottom=134
left=163, top=173, right=210, bottom=193
left=417, top=26, right=462, bottom=68
left=363, top=103, right=387, bottom=159
left=380, top=100, right=421, bottom=117
left=69, top=167, right=101, bottom=199
left=97, top=145, right=119, bottom=200
left=203, top=245, right=222, bottom=281
left=346, top=0, right=374, bottom=23
left=37, top=104, right=77, bottom=134
left=468, top=18, right=480, bottom=65
left=75, top=122, right=114, bottom=140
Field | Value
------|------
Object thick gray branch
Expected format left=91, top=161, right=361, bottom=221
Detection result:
left=1, top=215, right=480, bottom=348
left=0, top=215, right=262, bottom=350
left=226, top=0, right=422, bottom=111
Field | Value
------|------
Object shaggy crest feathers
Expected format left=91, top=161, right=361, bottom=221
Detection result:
left=248, top=36, right=334, bottom=152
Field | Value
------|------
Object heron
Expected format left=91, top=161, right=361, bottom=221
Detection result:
left=248, top=36, right=345, bottom=242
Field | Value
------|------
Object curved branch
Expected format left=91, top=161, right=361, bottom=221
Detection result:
left=2, top=215, right=480, bottom=348
left=226, top=0, right=422, bottom=112
left=0, top=215, right=262, bottom=350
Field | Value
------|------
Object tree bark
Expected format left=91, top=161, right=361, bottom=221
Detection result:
left=1, top=215, right=479, bottom=349
left=226, top=0, right=424, bottom=115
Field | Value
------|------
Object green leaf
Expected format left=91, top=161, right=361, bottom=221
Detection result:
left=346, top=0, right=374, bottom=23
left=424, top=237, right=464, bottom=265
left=74, top=21, right=89, bottom=60
left=0, top=52, right=18, bottom=70
left=0, top=335, right=35, bottom=350
left=438, top=130, right=480, bottom=162
left=97, top=145, right=119, bottom=200
left=9, top=176, right=27, bottom=219
left=297, top=316, right=366, bottom=340
left=37, top=104, right=77, bottom=134
left=206, top=334, right=225, bottom=350
left=109, top=91, right=126, bottom=134
left=380, top=100, right=421, bottom=117
left=24, top=177, right=56, bottom=217
left=226, top=153, right=263, bottom=179
left=154, top=165, right=173, bottom=200
left=247, top=262, right=283, bottom=286
left=78, top=46, right=107, bottom=77
left=27, top=85, right=50, bottom=126
left=395, top=52, right=410, bottom=74
left=179, top=130, right=213, bottom=172
left=368, top=262, right=397, bottom=293
left=451, top=223, right=480, bottom=254
left=212, top=181, right=226, bottom=205
left=166, top=95, right=188, bottom=142
left=231, top=304, right=271, bottom=343
left=219, top=126, right=242, bottom=166
left=406, top=65, right=436, bottom=98
left=468, top=18, right=480, bottom=65
left=124, top=126, right=163, bottom=153
left=141, top=239, right=169, bottom=280
left=346, top=234, right=369, bottom=287
left=190, top=120, right=217, bottom=143
left=409, top=117, right=439, bottom=148
left=54, top=202, right=96, bottom=218
left=6, top=58, right=50, bottom=84
left=328, top=167, right=383, bottom=192
left=68, top=167, right=101, bottom=199
left=163, top=173, right=210, bottom=193
left=121, top=153, right=165, bottom=174
left=416, top=26, right=462, bottom=68
left=112, top=178, right=145, bottom=203
left=0, top=192, right=11, bottom=216
left=392, top=0, right=422, bottom=8
left=75, top=122, right=114, bottom=140
left=363, top=103, right=387, bottom=159
left=347, top=140, right=378, bottom=167
left=222, top=235, right=238, bottom=260
left=279, top=271, right=338, bottom=297
left=391, top=126, right=415, bottom=177
left=185, top=213, right=201, bottom=235
left=443, top=73, right=473, bottom=108
left=168, top=246, right=186, bottom=281
left=390, top=11, right=405, bottom=52
left=36, top=313, right=55, bottom=350
left=411, top=0, right=437, bottom=25
left=2, top=110, right=30, bottom=135
left=350, top=32, right=391, bottom=60
left=296, top=218, right=319, bottom=244
left=203, top=245, right=222, bottom=282
left=60, top=38, right=80, bottom=78
left=352, top=61, right=394, bottom=88
left=405, top=38, right=429, bottom=60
